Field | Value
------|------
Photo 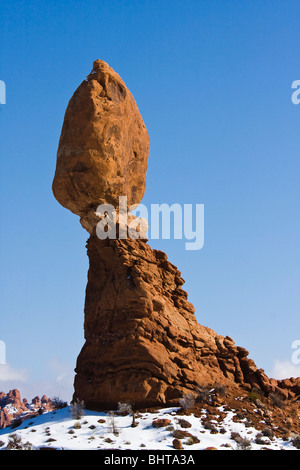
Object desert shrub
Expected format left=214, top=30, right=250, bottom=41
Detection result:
left=51, top=396, right=68, bottom=410
left=255, top=433, right=269, bottom=445
left=262, top=427, right=274, bottom=439
left=270, top=392, right=286, bottom=409
left=196, top=386, right=211, bottom=404
left=6, top=433, right=33, bottom=450
left=236, top=437, right=252, bottom=450
left=117, top=401, right=137, bottom=427
left=230, top=431, right=252, bottom=450
left=291, top=434, right=300, bottom=449
left=70, top=398, right=85, bottom=419
left=213, top=384, right=227, bottom=396
left=118, top=402, right=132, bottom=415
left=108, top=411, right=119, bottom=436
left=248, top=388, right=263, bottom=403
left=179, top=393, right=195, bottom=410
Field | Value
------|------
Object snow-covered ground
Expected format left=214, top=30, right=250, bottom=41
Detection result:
left=0, top=405, right=298, bottom=450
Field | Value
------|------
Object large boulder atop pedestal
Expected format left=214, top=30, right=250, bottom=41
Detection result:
left=52, top=60, right=149, bottom=228
left=52, top=60, right=300, bottom=412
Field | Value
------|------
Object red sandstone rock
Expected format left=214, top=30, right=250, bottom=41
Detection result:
left=0, top=390, right=54, bottom=429
left=51, top=60, right=299, bottom=412
left=152, top=419, right=171, bottom=428
left=72, top=236, right=298, bottom=410
left=173, top=438, right=183, bottom=449
left=52, top=59, right=149, bottom=234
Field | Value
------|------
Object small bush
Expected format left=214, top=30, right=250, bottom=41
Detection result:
left=255, top=433, right=269, bottom=445
left=6, top=433, right=33, bottom=450
left=118, top=402, right=132, bottom=416
left=196, top=386, right=211, bottom=404
left=179, top=393, right=195, bottom=410
left=117, top=401, right=137, bottom=427
left=213, top=384, right=227, bottom=396
left=108, top=411, right=119, bottom=436
left=70, top=398, right=85, bottom=419
left=236, top=437, right=252, bottom=450
left=248, top=388, right=263, bottom=403
left=51, top=396, right=68, bottom=410
left=270, top=392, right=286, bottom=409
left=262, top=427, right=274, bottom=439
left=291, top=434, right=300, bottom=449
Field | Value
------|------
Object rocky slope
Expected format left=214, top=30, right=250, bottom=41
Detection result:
left=0, top=389, right=299, bottom=450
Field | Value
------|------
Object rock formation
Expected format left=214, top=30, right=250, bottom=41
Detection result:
left=52, top=60, right=300, bottom=410
left=0, top=389, right=53, bottom=429
left=52, top=59, right=149, bottom=234
left=72, top=236, right=300, bottom=409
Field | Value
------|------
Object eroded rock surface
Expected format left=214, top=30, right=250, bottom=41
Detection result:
left=52, top=60, right=299, bottom=411
left=52, top=60, right=149, bottom=233
left=73, top=236, right=300, bottom=409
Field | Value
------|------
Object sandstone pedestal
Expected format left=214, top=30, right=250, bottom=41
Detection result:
left=52, top=60, right=299, bottom=411
left=73, top=235, right=286, bottom=410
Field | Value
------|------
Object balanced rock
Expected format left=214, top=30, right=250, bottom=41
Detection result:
left=52, top=60, right=149, bottom=233
left=52, top=60, right=299, bottom=411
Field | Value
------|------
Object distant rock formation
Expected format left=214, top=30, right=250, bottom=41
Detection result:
left=52, top=60, right=300, bottom=410
left=0, top=389, right=53, bottom=429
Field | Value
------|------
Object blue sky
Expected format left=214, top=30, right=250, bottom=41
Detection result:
left=0, top=0, right=299, bottom=401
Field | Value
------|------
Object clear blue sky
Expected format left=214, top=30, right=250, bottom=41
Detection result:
left=0, top=0, right=299, bottom=401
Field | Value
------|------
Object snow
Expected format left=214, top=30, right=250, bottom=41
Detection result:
left=0, top=405, right=298, bottom=451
